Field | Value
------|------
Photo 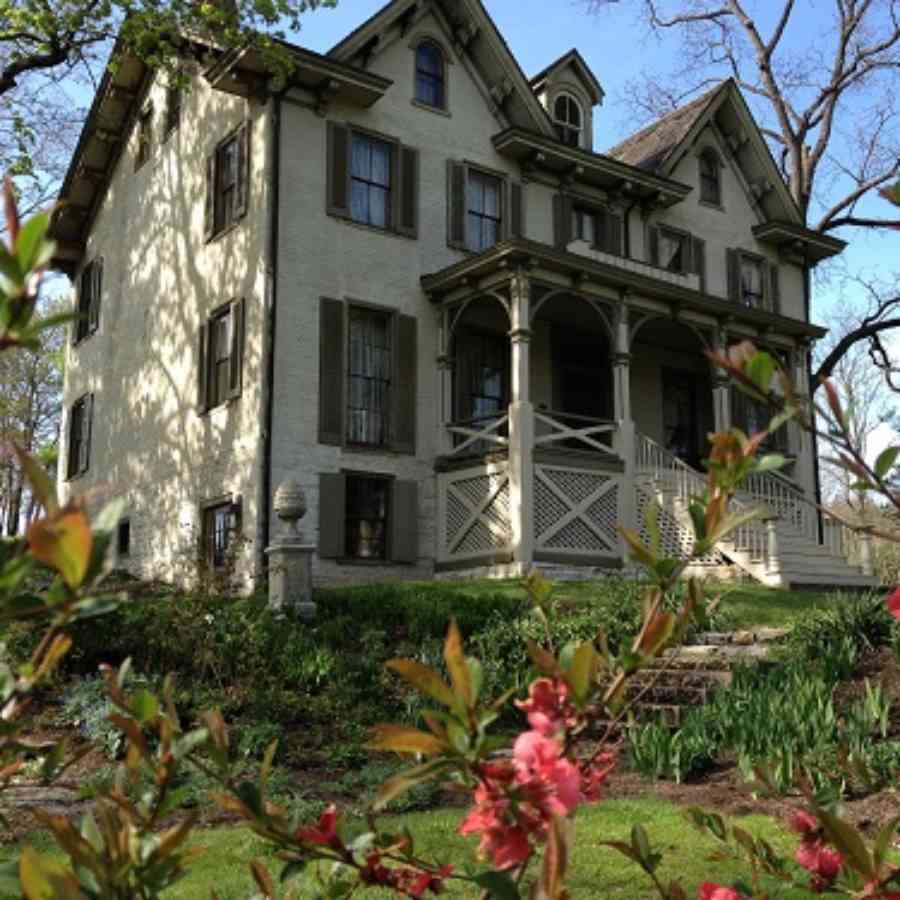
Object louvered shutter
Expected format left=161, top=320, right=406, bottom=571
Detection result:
left=392, top=314, right=417, bottom=454
left=235, top=123, right=250, bottom=219
left=318, top=298, right=345, bottom=446
left=509, top=181, right=525, bottom=239
left=769, top=264, right=781, bottom=313
left=692, top=237, right=707, bottom=293
left=390, top=480, right=419, bottom=563
left=229, top=298, right=245, bottom=400
left=726, top=248, right=741, bottom=303
left=326, top=122, right=350, bottom=217
left=318, top=473, right=346, bottom=558
left=398, top=145, right=419, bottom=238
left=647, top=225, right=660, bottom=265
left=197, top=321, right=210, bottom=413
left=553, top=194, right=573, bottom=249
left=79, top=394, right=93, bottom=474
left=204, top=153, right=215, bottom=240
left=89, top=259, right=102, bottom=333
left=597, top=210, right=623, bottom=255
left=447, top=160, right=467, bottom=249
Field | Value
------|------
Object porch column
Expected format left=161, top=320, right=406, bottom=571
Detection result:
left=612, top=298, right=637, bottom=536
left=711, top=324, right=731, bottom=433
left=508, top=269, right=534, bottom=572
left=436, top=307, right=454, bottom=456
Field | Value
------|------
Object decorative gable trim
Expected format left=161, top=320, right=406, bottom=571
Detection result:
left=529, top=48, right=604, bottom=106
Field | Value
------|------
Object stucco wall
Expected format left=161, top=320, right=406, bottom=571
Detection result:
left=59, top=69, right=269, bottom=588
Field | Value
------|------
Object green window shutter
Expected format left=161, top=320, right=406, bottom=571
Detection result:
left=646, top=225, right=660, bottom=265
left=326, top=122, right=350, bottom=217
left=390, top=479, right=418, bottom=563
left=596, top=210, right=623, bottom=255
left=197, top=321, right=210, bottom=413
left=235, top=122, right=250, bottom=219
left=692, top=237, right=707, bottom=293
left=770, top=264, right=781, bottom=313
left=204, top=153, right=215, bottom=240
left=726, top=248, right=740, bottom=302
left=80, top=393, right=93, bottom=474
left=318, top=297, right=345, bottom=446
left=229, top=297, right=245, bottom=400
left=509, top=181, right=525, bottom=239
left=398, top=145, right=419, bottom=238
left=391, top=314, right=417, bottom=454
left=553, top=194, right=573, bottom=249
left=318, top=472, right=346, bottom=558
left=447, top=160, right=467, bottom=249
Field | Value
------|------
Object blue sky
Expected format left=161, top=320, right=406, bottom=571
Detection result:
left=296, top=0, right=898, bottom=328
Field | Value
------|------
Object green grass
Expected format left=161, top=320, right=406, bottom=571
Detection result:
left=6, top=799, right=815, bottom=898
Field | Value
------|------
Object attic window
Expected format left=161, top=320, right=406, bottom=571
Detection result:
left=553, top=94, right=583, bottom=147
left=415, top=41, right=445, bottom=109
left=699, top=148, right=722, bottom=206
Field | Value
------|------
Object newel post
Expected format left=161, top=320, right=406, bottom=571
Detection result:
left=711, top=322, right=731, bottom=433
left=436, top=306, right=454, bottom=456
left=763, top=508, right=787, bottom=587
left=508, top=268, right=534, bottom=572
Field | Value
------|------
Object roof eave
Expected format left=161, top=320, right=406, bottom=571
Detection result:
left=752, top=221, right=847, bottom=264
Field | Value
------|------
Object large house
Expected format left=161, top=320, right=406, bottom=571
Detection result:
left=51, top=0, right=876, bottom=589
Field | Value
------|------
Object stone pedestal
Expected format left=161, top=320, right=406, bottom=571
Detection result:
left=266, top=542, right=316, bottom=620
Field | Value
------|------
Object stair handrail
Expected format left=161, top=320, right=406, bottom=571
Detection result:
left=634, top=433, right=770, bottom=564
left=741, top=469, right=860, bottom=563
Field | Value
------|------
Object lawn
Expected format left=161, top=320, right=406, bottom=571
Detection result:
left=8, top=799, right=815, bottom=899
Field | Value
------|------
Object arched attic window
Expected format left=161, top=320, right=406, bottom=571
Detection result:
left=553, top=93, right=583, bottom=147
left=415, top=41, right=446, bottom=109
left=699, top=147, right=722, bottom=206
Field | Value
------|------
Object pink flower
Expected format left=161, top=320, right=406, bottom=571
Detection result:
left=513, top=730, right=581, bottom=816
left=580, top=752, right=616, bottom=803
left=699, top=884, right=742, bottom=900
left=788, top=810, right=819, bottom=836
left=796, top=839, right=843, bottom=891
left=515, top=678, right=577, bottom=737
left=887, top=586, right=900, bottom=621
left=296, top=805, right=342, bottom=850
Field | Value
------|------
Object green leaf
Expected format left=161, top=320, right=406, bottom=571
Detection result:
left=18, top=846, right=87, bottom=899
left=14, top=212, right=51, bottom=273
left=466, top=656, right=483, bottom=705
left=472, top=871, right=520, bottom=899
left=26, top=508, right=93, bottom=588
left=754, top=453, right=786, bottom=475
left=444, top=620, right=473, bottom=711
left=874, top=446, right=900, bottom=479
left=130, top=688, right=159, bottom=724
left=564, top=641, right=598, bottom=706
left=745, top=351, right=776, bottom=394
left=372, top=760, right=449, bottom=811
left=872, top=813, right=900, bottom=873
left=367, top=724, right=447, bottom=756
left=385, top=659, right=455, bottom=709
left=816, top=808, right=873, bottom=879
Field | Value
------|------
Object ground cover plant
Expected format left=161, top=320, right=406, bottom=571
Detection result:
left=3, top=184, right=900, bottom=898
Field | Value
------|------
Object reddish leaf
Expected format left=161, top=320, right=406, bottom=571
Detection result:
left=367, top=724, right=448, bottom=756
left=26, top=507, right=92, bottom=588
left=385, top=658, right=455, bottom=709
left=443, top=620, right=473, bottom=711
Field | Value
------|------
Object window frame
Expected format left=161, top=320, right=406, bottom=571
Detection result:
left=164, top=82, right=182, bottom=139
left=215, top=132, right=240, bottom=234
left=465, top=168, right=504, bottom=254
left=738, top=251, right=766, bottom=310
left=198, top=298, right=244, bottom=414
left=74, top=258, right=102, bottom=344
left=349, top=130, right=394, bottom=230
left=206, top=122, right=249, bottom=242
left=66, top=393, right=92, bottom=481
left=135, top=106, right=153, bottom=171
left=453, top=326, right=510, bottom=424
left=698, top=147, right=723, bottom=208
left=657, top=225, right=690, bottom=275
left=413, top=39, right=447, bottom=111
left=208, top=303, right=234, bottom=410
left=200, top=496, right=240, bottom=572
left=345, top=303, right=394, bottom=449
left=117, top=518, right=131, bottom=558
left=552, top=92, right=584, bottom=148
left=343, top=472, right=393, bottom=562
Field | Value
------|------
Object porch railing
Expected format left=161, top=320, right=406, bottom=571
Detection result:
left=534, top=410, right=618, bottom=457
left=446, top=413, right=509, bottom=457
left=635, top=433, right=770, bottom=564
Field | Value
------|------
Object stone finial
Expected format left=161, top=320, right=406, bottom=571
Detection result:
left=273, top=478, right=306, bottom=539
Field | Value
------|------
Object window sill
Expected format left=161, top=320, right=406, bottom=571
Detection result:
left=198, top=395, right=240, bottom=418
left=205, top=218, right=244, bottom=245
left=699, top=199, right=726, bottom=212
left=65, top=469, right=89, bottom=484
left=328, top=212, right=417, bottom=242
left=341, top=443, right=414, bottom=457
left=411, top=98, right=451, bottom=117
left=72, top=330, right=99, bottom=349
left=334, top=557, right=412, bottom=567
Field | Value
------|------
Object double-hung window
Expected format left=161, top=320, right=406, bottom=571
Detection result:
left=740, top=255, right=765, bottom=308
left=350, top=134, right=393, bottom=229
left=699, top=148, right=722, bottom=206
left=658, top=227, right=688, bottom=274
left=345, top=475, right=391, bottom=559
left=197, top=299, right=245, bottom=413
left=205, top=124, right=249, bottom=240
left=553, top=94, right=583, bottom=147
left=347, top=307, right=392, bottom=447
left=201, top=499, right=240, bottom=570
left=135, top=107, right=152, bottom=170
left=466, top=170, right=502, bottom=253
left=66, top=394, right=93, bottom=479
left=571, top=207, right=596, bottom=245
left=75, top=258, right=102, bottom=343
left=415, top=42, right=445, bottom=109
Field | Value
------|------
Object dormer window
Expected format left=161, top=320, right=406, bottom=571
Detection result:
left=415, top=41, right=445, bottom=109
left=699, top=148, right=722, bottom=206
left=553, top=94, right=583, bottom=147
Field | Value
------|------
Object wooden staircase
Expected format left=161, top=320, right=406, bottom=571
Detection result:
left=634, top=434, right=878, bottom=590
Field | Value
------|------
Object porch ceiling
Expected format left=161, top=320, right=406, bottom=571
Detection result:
left=420, top=238, right=827, bottom=341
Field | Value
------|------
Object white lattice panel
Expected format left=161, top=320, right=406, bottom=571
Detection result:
left=440, top=464, right=512, bottom=561
left=634, top=484, right=727, bottom=565
left=534, top=465, right=620, bottom=556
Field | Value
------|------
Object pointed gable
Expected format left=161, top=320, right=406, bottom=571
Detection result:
left=328, top=0, right=556, bottom=139
left=529, top=48, right=604, bottom=106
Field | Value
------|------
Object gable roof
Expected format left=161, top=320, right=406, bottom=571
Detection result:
left=529, top=48, right=604, bottom=106
left=328, top=0, right=557, bottom=139
left=607, top=79, right=805, bottom=227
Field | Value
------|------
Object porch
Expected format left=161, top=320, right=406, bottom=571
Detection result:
left=423, top=241, right=873, bottom=587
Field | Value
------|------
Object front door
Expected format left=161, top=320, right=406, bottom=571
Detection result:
left=662, top=369, right=700, bottom=468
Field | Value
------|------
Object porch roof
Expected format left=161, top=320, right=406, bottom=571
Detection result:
left=420, top=239, right=828, bottom=341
